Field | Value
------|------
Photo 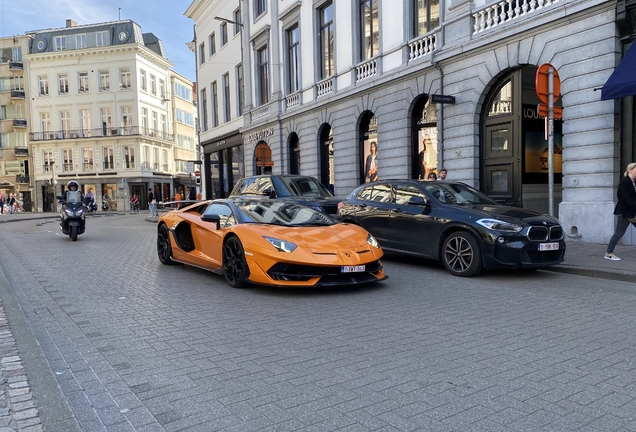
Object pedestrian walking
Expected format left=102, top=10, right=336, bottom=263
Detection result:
left=438, top=168, right=448, bottom=181
left=604, top=162, right=636, bottom=261
left=148, top=188, right=157, bottom=217
left=0, top=191, right=4, bottom=214
left=7, top=193, right=15, bottom=214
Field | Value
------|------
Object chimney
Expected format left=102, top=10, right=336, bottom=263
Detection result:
left=66, top=19, right=77, bottom=28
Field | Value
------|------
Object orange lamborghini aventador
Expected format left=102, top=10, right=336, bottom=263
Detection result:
left=156, top=198, right=387, bottom=288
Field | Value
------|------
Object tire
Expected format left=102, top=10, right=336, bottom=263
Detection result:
left=223, top=236, right=250, bottom=288
left=157, top=225, right=175, bottom=265
left=441, top=231, right=482, bottom=277
left=70, top=225, right=78, bottom=242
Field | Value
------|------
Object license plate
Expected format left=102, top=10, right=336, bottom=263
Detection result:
left=341, top=265, right=365, bottom=273
left=539, top=242, right=559, bottom=251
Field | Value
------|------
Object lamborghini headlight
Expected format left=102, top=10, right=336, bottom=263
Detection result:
left=476, top=218, right=523, bottom=233
left=264, top=236, right=297, bottom=253
left=367, top=233, right=380, bottom=248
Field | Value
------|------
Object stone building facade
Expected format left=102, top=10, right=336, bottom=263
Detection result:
left=188, top=0, right=635, bottom=246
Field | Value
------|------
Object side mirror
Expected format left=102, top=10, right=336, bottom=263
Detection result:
left=56, top=195, right=64, bottom=200
left=408, top=196, right=429, bottom=206
left=201, top=213, right=221, bottom=230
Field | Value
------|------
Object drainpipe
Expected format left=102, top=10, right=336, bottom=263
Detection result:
left=430, top=50, right=444, bottom=170
left=430, top=4, right=446, bottom=171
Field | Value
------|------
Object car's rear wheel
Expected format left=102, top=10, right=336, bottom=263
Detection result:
left=442, top=232, right=482, bottom=277
left=223, top=236, right=249, bottom=288
left=157, top=225, right=175, bottom=265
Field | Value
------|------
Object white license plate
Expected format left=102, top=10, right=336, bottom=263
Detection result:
left=341, top=265, right=365, bottom=273
left=539, top=242, right=559, bottom=251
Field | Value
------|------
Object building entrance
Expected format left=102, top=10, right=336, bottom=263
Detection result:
left=481, top=67, right=562, bottom=212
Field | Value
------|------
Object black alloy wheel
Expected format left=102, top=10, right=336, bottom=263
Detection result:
left=157, top=225, right=175, bottom=265
left=442, top=231, right=482, bottom=277
left=223, top=236, right=249, bottom=288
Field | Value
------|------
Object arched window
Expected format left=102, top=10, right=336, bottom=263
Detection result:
left=359, top=112, right=378, bottom=183
left=318, top=124, right=333, bottom=189
left=411, top=95, right=438, bottom=179
left=288, top=133, right=300, bottom=175
left=254, top=141, right=273, bottom=175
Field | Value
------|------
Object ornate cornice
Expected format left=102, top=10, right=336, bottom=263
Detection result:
left=24, top=44, right=173, bottom=69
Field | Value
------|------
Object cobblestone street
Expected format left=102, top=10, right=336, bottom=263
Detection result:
left=0, top=215, right=636, bottom=431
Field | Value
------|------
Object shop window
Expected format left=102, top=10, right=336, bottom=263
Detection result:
left=411, top=95, right=438, bottom=179
left=359, top=112, right=378, bottom=184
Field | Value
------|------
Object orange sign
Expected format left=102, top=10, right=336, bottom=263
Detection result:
left=535, top=64, right=561, bottom=105
left=537, top=104, right=563, bottom=119
left=255, top=142, right=274, bottom=167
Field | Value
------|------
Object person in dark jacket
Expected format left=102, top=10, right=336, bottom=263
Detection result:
left=605, top=162, right=636, bottom=261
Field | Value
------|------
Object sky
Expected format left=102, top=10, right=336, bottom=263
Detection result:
left=0, top=0, right=196, bottom=81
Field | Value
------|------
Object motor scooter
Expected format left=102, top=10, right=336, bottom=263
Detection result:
left=56, top=195, right=86, bottom=241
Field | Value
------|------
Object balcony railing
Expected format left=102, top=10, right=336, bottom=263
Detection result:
left=356, top=58, right=378, bottom=82
left=316, top=78, right=333, bottom=98
left=9, top=61, right=23, bottom=70
left=409, top=32, right=437, bottom=62
left=473, top=0, right=561, bottom=35
left=12, top=119, right=27, bottom=128
left=14, top=147, right=28, bottom=156
left=29, top=126, right=173, bottom=142
left=285, top=92, right=300, bottom=110
left=251, top=104, right=271, bottom=121
left=16, top=175, right=29, bottom=184
left=10, top=90, right=25, bottom=99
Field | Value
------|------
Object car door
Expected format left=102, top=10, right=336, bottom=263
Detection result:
left=190, top=203, right=236, bottom=269
left=350, top=183, right=395, bottom=248
left=389, top=183, right=438, bottom=257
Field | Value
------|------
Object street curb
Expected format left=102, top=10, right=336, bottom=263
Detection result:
left=543, top=265, right=636, bottom=283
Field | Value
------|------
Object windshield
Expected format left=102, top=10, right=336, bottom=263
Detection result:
left=236, top=201, right=335, bottom=226
left=272, top=176, right=333, bottom=198
left=66, top=190, right=83, bottom=204
left=423, top=182, right=498, bottom=205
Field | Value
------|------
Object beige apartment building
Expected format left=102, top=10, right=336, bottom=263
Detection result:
left=26, top=19, right=176, bottom=212
left=0, top=35, right=31, bottom=211
left=170, top=70, right=199, bottom=199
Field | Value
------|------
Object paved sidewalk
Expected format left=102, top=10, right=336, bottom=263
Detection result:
left=1, top=211, right=635, bottom=283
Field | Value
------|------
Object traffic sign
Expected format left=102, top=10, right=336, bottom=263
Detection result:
left=535, top=64, right=561, bottom=104
left=537, top=104, right=562, bottom=119
left=194, top=170, right=201, bottom=177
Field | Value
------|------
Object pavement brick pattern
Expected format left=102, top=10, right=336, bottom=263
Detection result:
left=0, top=215, right=636, bottom=431
left=0, top=301, right=42, bottom=432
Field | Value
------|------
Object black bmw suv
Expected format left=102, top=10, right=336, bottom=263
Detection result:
left=229, top=175, right=342, bottom=217
left=338, top=180, right=565, bottom=276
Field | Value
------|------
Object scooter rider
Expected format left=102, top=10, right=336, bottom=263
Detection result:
left=62, top=180, right=83, bottom=203
left=58, top=180, right=87, bottom=241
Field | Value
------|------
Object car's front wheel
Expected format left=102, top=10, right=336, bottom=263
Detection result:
left=157, top=225, right=175, bottom=265
left=442, top=232, right=482, bottom=277
left=223, top=236, right=249, bottom=288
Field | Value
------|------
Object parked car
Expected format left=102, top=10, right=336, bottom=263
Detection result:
left=229, top=175, right=341, bottom=217
left=338, top=180, right=565, bottom=277
left=157, top=198, right=387, bottom=288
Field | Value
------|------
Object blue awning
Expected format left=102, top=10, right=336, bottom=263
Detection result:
left=601, top=43, right=636, bottom=100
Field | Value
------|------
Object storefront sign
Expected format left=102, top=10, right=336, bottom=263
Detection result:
left=203, top=133, right=243, bottom=153
left=246, top=127, right=274, bottom=143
